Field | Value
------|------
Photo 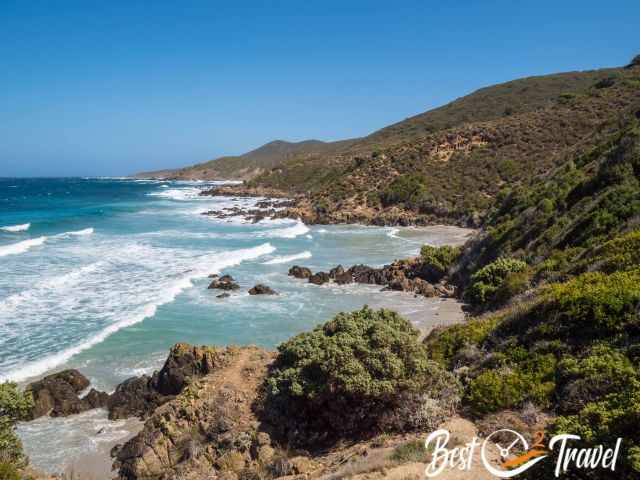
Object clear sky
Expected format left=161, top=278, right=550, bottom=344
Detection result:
left=1, top=1, right=639, bottom=177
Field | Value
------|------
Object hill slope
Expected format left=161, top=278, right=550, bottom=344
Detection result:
left=136, top=138, right=357, bottom=180
left=250, top=62, right=640, bottom=226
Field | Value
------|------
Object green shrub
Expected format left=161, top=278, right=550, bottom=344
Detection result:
left=542, top=269, right=640, bottom=338
left=0, top=462, right=20, bottom=480
left=467, top=258, right=528, bottom=306
left=550, top=377, right=640, bottom=478
left=390, top=440, right=429, bottom=463
left=379, top=174, right=428, bottom=209
left=419, top=245, right=462, bottom=282
left=266, top=307, right=460, bottom=445
left=592, top=229, right=640, bottom=273
left=556, top=345, right=637, bottom=414
left=493, top=270, right=531, bottom=304
left=424, top=316, right=500, bottom=367
left=465, top=363, right=555, bottom=416
left=0, top=382, right=33, bottom=468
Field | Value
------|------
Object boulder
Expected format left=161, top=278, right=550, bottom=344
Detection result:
left=27, top=369, right=98, bottom=419
left=84, top=388, right=110, bottom=409
left=288, top=265, right=312, bottom=279
left=107, top=375, right=166, bottom=420
left=108, top=344, right=225, bottom=419
left=308, top=272, right=330, bottom=285
left=348, top=265, right=382, bottom=284
left=208, top=274, right=240, bottom=290
left=329, top=265, right=344, bottom=279
left=412, top=278, right=437, bottom=297
left=248, top=284, right=278, bottom=295
left=153, top=343, right=221, bottom=395
left=217, top=293, right=230, bottom=299
left=334, top=271, right=353, bottom=285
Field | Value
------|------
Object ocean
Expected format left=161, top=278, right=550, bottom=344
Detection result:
left=0, top=177, right=471, bottom=474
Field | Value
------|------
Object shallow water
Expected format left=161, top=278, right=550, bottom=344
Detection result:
left=0, top=177, right=472, bottom=474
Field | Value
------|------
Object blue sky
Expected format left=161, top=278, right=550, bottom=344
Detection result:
left=1, top=1, right=638, bottom=177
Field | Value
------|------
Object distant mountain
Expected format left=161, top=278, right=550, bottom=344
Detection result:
left=135, top=138, right=357, bottom=180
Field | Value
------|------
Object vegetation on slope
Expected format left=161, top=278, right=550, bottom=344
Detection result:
left=424, top=117, right=640, bottom=478
left=0, top=383, right=33, bottom=477
left=252, top=61, right=640, bottom=226
left=264, top=306, right=460, bottom=447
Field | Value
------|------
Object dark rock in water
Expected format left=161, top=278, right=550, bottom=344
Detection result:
left=84, top=388, right=110, bottom=409
left=335, top=271, right=353, bottom=285
left=249, top=284, right=278, bottom=295
left=412, top=278, right=437, bottom=297
left=216, top=293, right=230, bottom=299
left=348, top=264, right=381, bottom=284
left=329, top=265, right=344, bottom=279
left=308, top=272, right=330, bottom=285
left=107, top=375, right=167, bottom=420
left=27, top=369, right=98, bottom=419
left=288, top=265, right=312, bottom=279
left=208, top=273, right=219, bottom=279
left=108, top=344, right=226, bottom=420
left=208, top=274, right=240, bottom=290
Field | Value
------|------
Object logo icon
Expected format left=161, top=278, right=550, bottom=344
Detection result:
left=481, top=429, right=547, bottom=478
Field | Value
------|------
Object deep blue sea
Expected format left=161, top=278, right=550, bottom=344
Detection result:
left=0, top=177, right=471, bottom=474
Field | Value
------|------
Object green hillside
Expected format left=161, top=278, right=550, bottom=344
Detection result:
left=136, top=138, right=356, bottom=180
left=424, top=115, right=640, bottom=478
left=251, top=61, right=640, bottom=226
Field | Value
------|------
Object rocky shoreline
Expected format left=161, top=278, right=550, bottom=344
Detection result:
left=198, top=184, right=477, bottom=227
left=287, top=259, right=456, bottom=299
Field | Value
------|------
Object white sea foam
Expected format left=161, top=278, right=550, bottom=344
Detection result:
left=258, top=220, right=310, bottom=239
left=1, top=223, right=30, bottom=232
left=0, top=236, right=47, bottom=257
left=263, top=251, right=312, bottom=265
left=63, top=227, right=94, bottom=237
left=146, top=187, right=204, bottom=201
left=0, top=242, right=275, bottom=383
left=386, top=227, right=400, bottom=238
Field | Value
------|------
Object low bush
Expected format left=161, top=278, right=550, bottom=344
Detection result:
left=541, top=269, right=640, bottom=340
left=591, top=229, right=640, bottom=273
left=0, top=382, right=33, bottom=468
left=424, top=316, right=499, bottom=367
left=464, top=350, right=557, bottom=416
left=556, top=345, right=637, bottom=414
left=390, top=440, right=430, bottom=463
left=265, top=307, right=460, bottom=446
left=549, top=378, right=640, bottom=478
left=379, top=174, right=428, bottom=209
left=419, top=245, right=462, bottom=282
left=466, top=258, right=528, bottom=306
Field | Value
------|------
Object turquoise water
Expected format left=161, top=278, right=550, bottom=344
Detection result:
left=0, top=177, right=471, bottom=473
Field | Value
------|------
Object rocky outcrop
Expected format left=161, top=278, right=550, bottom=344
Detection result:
left=107, top=376, right=168, bottom=420
left=248, top=284, right=278, bottom=295
left=113, top=346, right=279, bottom=480
left=109, top=344, right=486, bottom=480
left=288, top=265, right=312, bottom=279
left=308, top=271, right=330, bottom=285
left=108, top=344, right=230, bottom=420
left=329, top=265, right=344, bottom=279
left=208, top=274, right=240, bottom=290
left=293, top=258, right=456, bottom=298
left=26, top=345, right=232, bottom=422
left=27, top=370, right=108, bottom=419
left=335, top=271, right=353, bottom=284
